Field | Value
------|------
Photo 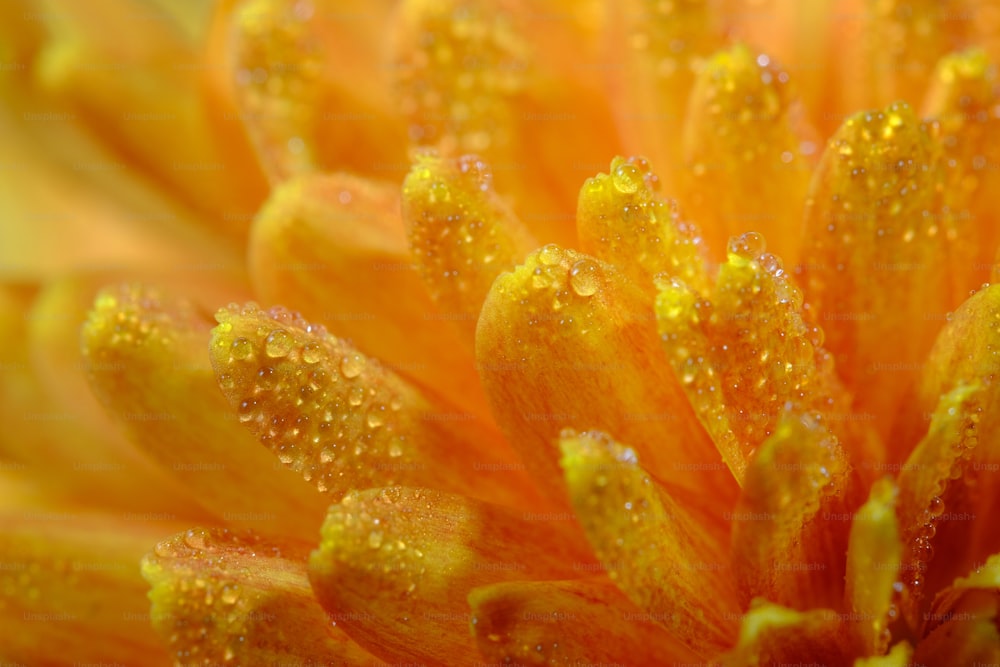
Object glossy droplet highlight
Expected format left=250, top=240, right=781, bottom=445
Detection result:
left=570, top=259, right=600, bottom=297
left=264, top=329, right=294, bottom=358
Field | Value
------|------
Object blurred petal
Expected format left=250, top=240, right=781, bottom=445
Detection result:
left=844, top=478, right=902, bottom=657
left=799, top=102, right=949, bottom=446
left=560, top=430, right=738, bottom=656
left=477, top=244, right=736, bottom=506
left=34, top=0, right=265, bottom=232
left=308, top=487, right=595, bottom=665
left=656, top=232, right=880, bottom=484
left=720, top=601, right=848, bottom=666
left=576, top=155, right=710, bottom=298
left=391, top=0, right=620, bottom=245
left=681, top=43, right=815, bottom=264
left=469, top=579, right=699, bottom=665
left=922, top=49, right=1000, bottom=304
left=854, top=642, right=914, bottom=667
left=143, top=527, right=375, bottom=665
left=402, top=151, right=536, bottom=340
left=914, top=554, right=1000, bottom=666
left=248, top=171, right=492, bottom=419
left=210, top=303, right=544, bottom=509
left=611, top=0, right=723, bottom=189
left=732, top=415, right=857, bottom=611
left=224, top=0, right=407, bottom=183
left=895, top=284, right=1000, bottom=615
left=0, top=508, right=187, bottom=665
left=83, top=284, right=332, bottom=540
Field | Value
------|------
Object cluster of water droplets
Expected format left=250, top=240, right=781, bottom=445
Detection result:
left=212, top=303, right=410, bottom=495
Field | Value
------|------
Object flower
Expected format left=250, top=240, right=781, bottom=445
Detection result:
left=3, top=0, right=1000, bottom=665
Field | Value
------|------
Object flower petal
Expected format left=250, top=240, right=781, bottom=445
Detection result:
left=468, top=579, right=699, bottom=665
left=853, top=642, right=914, bottom=667
left=308, top=487, right=596, bottom=665
left=224, top=0, right=407, bottom=183
left=402, top=151, right=536, bottom=339
left=390, top=0, right=619, bottom=245
left=611, top=0, right=722, bottom=189
left=798, top=102, right=949, bottom=446
left=732, top=414, right=857, bottom=611
left=922, top=49, right=1000, bottom=304
left=719, top=601, right=849, bottom=666
left=248, top=171, right=491, bottom=419
left=655, top=232, right=880, bottom=484
left=0, top=506, right=186, bottom=665
left=576, top=155, right=710, bottom=297
left=559, top=429, right=738, bottom=656
left=143, top=527, right=375, bottom=665
left=33, top=0, right=264, bottom=231
left=210, top=303, right=544, bottom=510
left=898, top=284, right=1000, bottom=601
left=844, top=478, right=902, bottom=658
left=914, top=554, right=1000, bottom=666
left=681, top=43, right=815, bottom=264
left=476, top=244, right=735, bottom=506
left=83, top=284, right=333, bottom=540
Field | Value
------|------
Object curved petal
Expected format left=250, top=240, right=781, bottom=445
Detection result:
left=732, top=414, right=858, bottom=611
left=469, top=579, right=699, bottom=665
left=248, top=171, right=492, bottom=420
left=210, top=302, right=546, bottom=510
left=308, top=487, right=596, bottom=665
left=476, top=244, right=736, bottom=506
left=680, top=43, right=816, bottom=265
left=82, top=284, right=333, bottom=540
left=719, top=600, right=849, bottom=667
left=560, top=429, right=738, bottom=657
left=143, top=527, right=375, bottom=665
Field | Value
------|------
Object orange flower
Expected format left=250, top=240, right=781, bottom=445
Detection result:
left=3, top=1, right=1000, bottom=665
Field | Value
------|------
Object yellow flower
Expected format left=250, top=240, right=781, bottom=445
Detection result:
left=3, top=0, right=1000, bottom=665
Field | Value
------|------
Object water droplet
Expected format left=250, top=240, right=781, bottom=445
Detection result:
left=538, top=244, right=563, bottom=266
left=570, top=259, right=600, bottom=297
left=367, top=408, right=385, bottom=429
left=341, top=354, right=365, bottom=378
left=389, top=442, right=403, bottom=457
left=230, top=337, right=253, bottom=360
left=927, top=495, right=945, bottom=517
left=220, top=586, right=240, bottom=605
left=612, top=162, right=642, bottom=193
left=264, top=329, right=293, bottom=358
left=302, top=342, right=323, bottom=364
left=368, top=531, right=384, bottom=549
left=348, top=386, right=365, bottom=406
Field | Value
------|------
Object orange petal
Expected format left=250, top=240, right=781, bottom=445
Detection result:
left=308, top=487, right=595, bottom=665
left=82, top=284, right=332, bottom=540
left=248, top=171, right=491, bottom=419
left=914, top=555, right=1000, bottom=666
left=656, top=232, right=881, bottom=484
left=468, top=579, right=700, bottom=665
left=893, top=383, right=981, bottom=628
left=798, top=102, right=948, bottom=447
left=922, top=49, right=1000, bottom=304
left=852, top=0, right=963, bottom=112
left=844, top=478, right=903, bottom=657
left=854, top=642, right=915, bottom=667
left=719, top=600, right=849, bottom=666
left=681, top=43, right=816, bottom=265
left=476, top=244, right=735, bottom=506
left=390, top=0, right=619, bottom=245
left=576, top=155, right=710, bottom=298
left=0, top=507, right=187, bottom=665
left=610, top=0, right=723, bottom=190
left=732, top=414, right=857, bottom=611
left=33, top=0, right=263, bottom=233
left=402, top=151, right=536, bottom=339
left=209, top=303, right=544, bottom=510
left=559, top=429, right=738, bottom=656
left=895, top=284, right=1000, bottom=611
left=143, top=527, right=375, bottom=665
left=223, top=0, right=407, bottom=183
